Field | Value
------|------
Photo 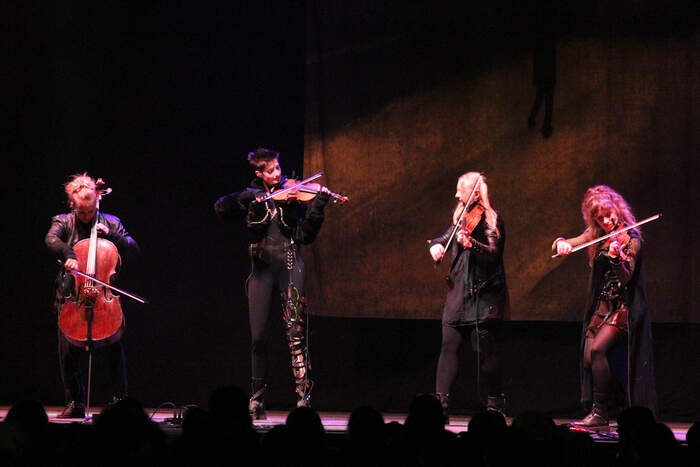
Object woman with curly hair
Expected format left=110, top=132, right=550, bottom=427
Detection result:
left=554, top=185, right=657, bottom=426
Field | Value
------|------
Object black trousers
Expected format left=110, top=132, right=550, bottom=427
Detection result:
left=247, top=250, right=305, bottom=385
left=435, top=319, right=503, bottom=398
left=57, top=329, right=127, bottom=404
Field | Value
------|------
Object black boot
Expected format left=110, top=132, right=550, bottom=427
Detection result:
left=57, top=401, right=85, bottom=419
left=436, top=393, right=450, bottom=425
left=295, top=379, right=313, bottom=408
left=486, top=394, right=507, bottom=418
left=249, top=379, right=267, bottom=420
left=577, top=393, right=609, bottom=427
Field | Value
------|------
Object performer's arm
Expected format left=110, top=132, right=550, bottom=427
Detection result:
left=552, top=228, right=595, bottom=256
left=102, top=216, right=140, bottom=258
left=428, top=225, right=454, bottom=262
left=608, top=236, right=640, bottom=285
left=464, top=216, right=506, bottom=259
left=294, top=191, right=331, bottom=244
left=45, top=216, right=76, bottom=261
left=214, top=188, right=264, bottom=221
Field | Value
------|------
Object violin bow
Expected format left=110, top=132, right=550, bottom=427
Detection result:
left=551, top=213, right=662, bottom=258
left=61, top=261, right=148, bottom=304
left=252, top=172, right=324, bottom=203
left=435, top=174, right=483, bottom=265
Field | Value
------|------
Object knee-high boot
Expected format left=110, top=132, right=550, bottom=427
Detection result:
left=283, top=283, right=312, bottom=407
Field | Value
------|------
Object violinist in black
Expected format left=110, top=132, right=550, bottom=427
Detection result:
left=45, top=174, right=139, bottom=419
left=553, top=185, right=656, bottom=427
left=428, top=172, right=510, bottom=421
left=214, top=148, right=330, bottom=419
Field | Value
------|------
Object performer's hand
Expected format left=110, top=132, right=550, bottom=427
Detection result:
left=430, top=243, right=445, bottom=262
left=96, top=223, right=110, bottom=236
left=556, top=239, right=573, bottom=256
left=608, top=240, right=620, bottom=258
left=456, top=230, right=472, bottom=248
left=64, top=258, right=79, bottom=270
left=319, top=185, right=330, bottom=194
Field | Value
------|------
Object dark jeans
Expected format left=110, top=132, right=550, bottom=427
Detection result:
left=58, top=329, right=127, bottom=404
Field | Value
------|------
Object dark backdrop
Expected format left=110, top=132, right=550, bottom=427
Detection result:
left=3, top=1, right=698, bottom=419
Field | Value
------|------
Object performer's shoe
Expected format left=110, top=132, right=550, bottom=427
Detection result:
left=576, top=402, right=609, bottom=427
left=249, top=399, right=267, bottom=420
left=486, top=395, right=507, bottom=418
left=436, top=393, right=450, bottom=425
left=249, top=380, right=267, bottom=420
left=295, top=380, right=313, bottom=408
left=56, top=401, right=85, bottom=419
left=104, top=393, right=125, bottom=409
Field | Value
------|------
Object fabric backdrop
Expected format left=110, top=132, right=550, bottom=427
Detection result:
left=303, top=0, right=698, bottom=321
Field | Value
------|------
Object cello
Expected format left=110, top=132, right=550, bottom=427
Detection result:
left=58, top=180, right=125, bottom=348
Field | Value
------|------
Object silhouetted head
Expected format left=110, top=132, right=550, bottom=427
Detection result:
left=405, top=393, right=445, bottom=434
left=348, top=406, right=385, bottom=445
left=617, top=406, right=656, bottom=441
left=5, top=400, right=48, bottom=434
left=208, top=385, right=251, bottom=430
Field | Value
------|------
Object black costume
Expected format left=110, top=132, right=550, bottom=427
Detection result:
left=45, top=212, right=139, bottom=410
left=429, top=207, right=510, bottom=414
left=214, top=176, right=330, bottom=411
left=555, top=228, right=657, bottom=423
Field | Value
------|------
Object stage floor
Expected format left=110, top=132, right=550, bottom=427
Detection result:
left=0, top=406, right=691, bottom=444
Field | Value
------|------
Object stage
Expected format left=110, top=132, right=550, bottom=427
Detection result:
left=0, top=406, right=690, bottom=444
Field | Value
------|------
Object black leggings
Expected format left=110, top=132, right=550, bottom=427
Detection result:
left=247, top=254, right=305, bottom=382
left=436, top=320, right=502, bottom=397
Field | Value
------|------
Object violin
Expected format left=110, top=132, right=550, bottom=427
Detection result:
left=58, top=179, right=124, bottom=348
left=456, top=203, right=485, bottom=248
left=254, top=171, right=349, bottom=205
left=433, top=174, right=483, bottom=265
left=600, top=222, right=631, bottom=260
left=269, top=178, right=349, bottom=204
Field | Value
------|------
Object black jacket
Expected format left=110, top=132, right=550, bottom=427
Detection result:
left=214, top=176, right=330, bottom=245
left=430, top=211, right=510, bottom=326
left=45, top=211, right=139, bottom=308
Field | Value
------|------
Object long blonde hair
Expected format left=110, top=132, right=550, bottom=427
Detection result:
left=581, top=185, right=639, bottom=238
left=452, top=172, right=500, bottom=237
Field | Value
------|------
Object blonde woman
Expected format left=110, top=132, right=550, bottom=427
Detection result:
left=554, top=185, right=657, bottom=426
left=428, top=172, right=510, bottom=421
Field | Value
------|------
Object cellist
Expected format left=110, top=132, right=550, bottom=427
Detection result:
left=45, top=173, right=139, bottom=418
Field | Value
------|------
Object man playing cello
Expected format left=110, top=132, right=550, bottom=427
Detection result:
left=45, top=173, right=139, bottom=418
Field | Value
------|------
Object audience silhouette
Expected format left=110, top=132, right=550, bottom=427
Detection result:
left=0, top=392, right=692, bottom=466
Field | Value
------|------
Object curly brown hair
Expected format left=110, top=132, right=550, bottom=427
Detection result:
left=581, top=185, right=639, bottom=238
